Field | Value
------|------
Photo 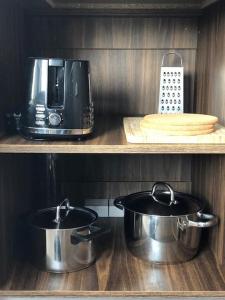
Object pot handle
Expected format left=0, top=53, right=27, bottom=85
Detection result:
left=114, top=196, right=124, bottom=210
left=71, top=225, right=111, bottom=245
left=187, top=212, right=218, bottom=228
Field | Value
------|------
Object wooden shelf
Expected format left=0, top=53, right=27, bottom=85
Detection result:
left=1, top=117, right=225, bottom=154
left=19, top=0, right=219, bottom=12
left=0, top=218, right=225, bottom=297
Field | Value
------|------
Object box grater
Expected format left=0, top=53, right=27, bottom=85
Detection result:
left=158, top=52, right=184, bottom=114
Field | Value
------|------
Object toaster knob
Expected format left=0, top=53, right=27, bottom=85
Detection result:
left=49, top=113, right=62, bottom=127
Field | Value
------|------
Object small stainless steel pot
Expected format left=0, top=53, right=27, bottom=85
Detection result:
left=114, top=182, right=218, bottom=264
left=29, top=199, right=107, bottom=273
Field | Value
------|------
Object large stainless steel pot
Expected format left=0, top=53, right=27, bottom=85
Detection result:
left=29, top=199, right=107, bottom=273
left=114, top=182, right=218, bottom=264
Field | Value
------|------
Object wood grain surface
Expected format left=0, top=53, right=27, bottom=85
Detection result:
left=192, top=155, right=225, bottom=266
left=55, top=154, right=191, bottom=182
left=124, top=117, right=225, bottom=143
left=195, top=1, right=225, bottom=125
left=194, top=1, right=225, bottom=265
left=0, top=218, right=225, bottom=295
left=0, top=0, right=28, bottom=284
left=0, top=154, right=37, bottom=284
left=45, top=0, right=206, bottom=10
left=19, top=0, right=219, bottom=12
left=26, top=16, right=198, bottom=49
left=0, top=0, right=24, bottom=136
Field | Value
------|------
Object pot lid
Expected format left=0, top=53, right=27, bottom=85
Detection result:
left=119, top=182, right=203, bottom=216
left=30, top=199, right=97, bottom=229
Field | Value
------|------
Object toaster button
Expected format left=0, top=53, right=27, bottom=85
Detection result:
left=36, top=107, right=45, bottom=112
left=35, top=120, right=45, bottom=126
left=49, top=113, right=62, bottom=127
left=36, top=113, right=45, bottom=119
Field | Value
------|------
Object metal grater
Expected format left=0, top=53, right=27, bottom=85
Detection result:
left=158, top=52, right=184, bottom=114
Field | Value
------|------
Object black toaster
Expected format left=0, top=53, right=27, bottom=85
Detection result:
left=20, top=58, right=94, bottom=139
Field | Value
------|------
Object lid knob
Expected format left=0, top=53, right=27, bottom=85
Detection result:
left=151, top=182, right=178, bottom=206
left=54, top=198, right=71, bottom=224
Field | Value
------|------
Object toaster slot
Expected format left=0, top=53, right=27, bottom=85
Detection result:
left=48, top=61, right=65, bottom=108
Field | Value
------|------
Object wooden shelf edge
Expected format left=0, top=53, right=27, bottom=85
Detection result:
left=1, top=117, right=225, bottom=154
left=20, top=0, right=219, bottom=16
left=0, top=144, right=225, bottom=154
left=0, top=290, right=225, bottom=297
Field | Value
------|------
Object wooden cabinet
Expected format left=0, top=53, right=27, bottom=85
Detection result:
left=0, top=0, right=225, bottom=297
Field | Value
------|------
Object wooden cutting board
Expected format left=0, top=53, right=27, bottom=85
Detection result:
left=123, top=117, right=225, bottom=144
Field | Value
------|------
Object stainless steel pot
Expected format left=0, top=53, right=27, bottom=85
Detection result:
left=29, top=199, right=107, bottom=273
left=114, top=182, right=218, bottom=264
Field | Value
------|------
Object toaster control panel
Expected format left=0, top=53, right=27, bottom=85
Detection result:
left=35, top=105, right=46, bottom=126
left=48, top=113, right=62, bottom=127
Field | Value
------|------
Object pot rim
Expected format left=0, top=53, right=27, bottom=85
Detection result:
left=123, top=206, right=203, bottom=218
left=28, top=205, right=98, bottom=231
left=119, top=190, right=205, bottom=218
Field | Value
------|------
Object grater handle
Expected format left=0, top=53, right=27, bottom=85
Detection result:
left=161, top=52, right=183, bottom=67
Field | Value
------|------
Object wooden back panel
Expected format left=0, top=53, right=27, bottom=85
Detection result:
left=38, top=154, right=192, bottom=207
left=25, top=15, right=197, bottom=115
left=27, top=16, right=197, bottom=49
